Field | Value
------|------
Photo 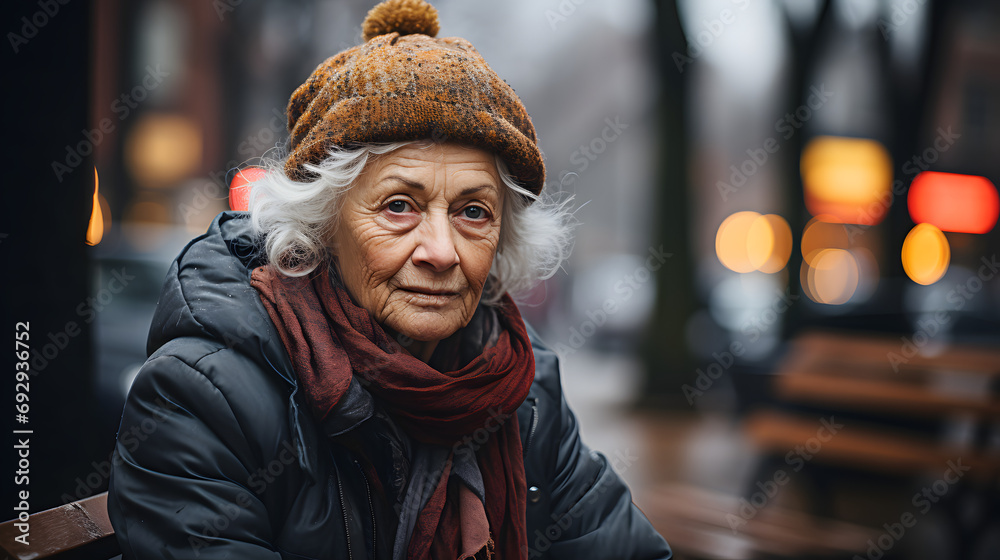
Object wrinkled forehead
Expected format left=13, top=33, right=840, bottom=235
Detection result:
left=363, top=143, right=502, bottom=193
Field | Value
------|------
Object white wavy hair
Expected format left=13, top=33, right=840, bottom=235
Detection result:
left=248, top=141, right=575, bottom=304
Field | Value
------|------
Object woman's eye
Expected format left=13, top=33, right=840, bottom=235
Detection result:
left=387, top=200, right=411, bottom=213
left=463, top=206, right=486, bottom=219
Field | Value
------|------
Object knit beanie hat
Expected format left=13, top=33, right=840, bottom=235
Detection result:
left=284, top=0, right=545, bottom=196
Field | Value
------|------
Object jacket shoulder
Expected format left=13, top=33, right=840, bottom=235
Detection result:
left=525, top=322, right=563, bottom=401
left=132, top=337, right=295, bottom=453
left=145, top=212, right=296, bottom=385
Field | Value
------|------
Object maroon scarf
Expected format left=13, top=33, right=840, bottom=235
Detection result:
left=251, top=265, right=532, bottom=560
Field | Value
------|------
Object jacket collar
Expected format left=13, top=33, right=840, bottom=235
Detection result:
left=147, top=212, right=297, bottom=387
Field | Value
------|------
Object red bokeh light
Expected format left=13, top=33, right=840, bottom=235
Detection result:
left=229, top=167, right=267, bottom=212
left=908, top=171, right=999, bottom=234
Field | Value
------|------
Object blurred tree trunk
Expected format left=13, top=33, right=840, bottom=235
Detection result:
left=639, top=0, right=697, bottom=405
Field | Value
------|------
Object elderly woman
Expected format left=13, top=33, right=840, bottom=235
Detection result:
left=108, top=1, right=670, bottom=558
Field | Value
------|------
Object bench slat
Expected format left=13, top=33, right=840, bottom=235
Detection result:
left=0, top=492, right=119, bottom=560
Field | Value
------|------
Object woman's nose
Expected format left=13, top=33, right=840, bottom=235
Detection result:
left=411, top=213, right=460, bottom=272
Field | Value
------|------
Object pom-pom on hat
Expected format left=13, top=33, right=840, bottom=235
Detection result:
left=361, top=0, right=440, bottom=41
left=283, top=0, right=545, bottom=196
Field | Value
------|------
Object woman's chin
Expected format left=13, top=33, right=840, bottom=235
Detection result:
left=393, top=319, right=459, bottom=344
left=381, top=294, right=474, bottom=344
left=386, top=307, right=466, bottom=344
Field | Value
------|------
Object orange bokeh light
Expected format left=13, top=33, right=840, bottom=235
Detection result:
left=800, top=217, right=849, bottom=266
left=86, top=167, right=104, bottom=246
left=756, top=214, right=792, bottom=274
left=124, top=113, right=203, bottom=189
left=902, top=223, right=950, bottom=285
left=808, top=248, right=859, bottom=305
left=801, top=136, right=893, bottom=225
left=716, top=212, right=760, bottom=273
left=908, top=171, right=999, bottom=234
left=716, top=212, right=792, bottom=274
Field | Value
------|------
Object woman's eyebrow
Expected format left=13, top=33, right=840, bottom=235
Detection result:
left=459, top=184, right=499, bottom=197
left=380, top=175, right=426, bottom=190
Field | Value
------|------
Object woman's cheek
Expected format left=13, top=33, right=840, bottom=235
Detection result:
left=462, top=238, right=499, bottom=287
left=452, top=216, right=500, bottom=240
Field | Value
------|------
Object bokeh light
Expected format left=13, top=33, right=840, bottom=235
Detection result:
left=124, top=198, right=171, bottom=224
left=902, top=223, right=950, bottom=285
left=124, top=113, right=203, bottom=189
left=86, top=167, right=104, bottom=246
left=799, top=217, right=879, bottom=305
left=229, top=167, right=266, bottom=212
left=716, top=212, right=792, bottom=274
left=908, top=171, right=999, bottom=234
left=755, top=214, right=793, bottom=273
left=800, top=217, right=850, bottom=266
left=801, top=136, right=893, bottom=225
left=716, top=211, right=761, bottom=273
left=802, top=248, right=860, bottom=305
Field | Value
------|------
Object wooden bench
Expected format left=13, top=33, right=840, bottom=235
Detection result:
left=773, top=330, right=1000, bottom=420
left=743, top=330, right=1000, bottom=558
left=748, top=330, right=1000, bottom=480
left=0, top=492, right=119, bottom=560
left=745, top=409, right=1000, bottom=479
left=643, top=483, right=877, bottom=559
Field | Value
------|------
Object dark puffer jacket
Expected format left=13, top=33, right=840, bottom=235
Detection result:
left=108, top=212, right=671, bottom=559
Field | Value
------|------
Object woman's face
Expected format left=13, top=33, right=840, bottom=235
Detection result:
left=331, top=142, right=503, bottom=360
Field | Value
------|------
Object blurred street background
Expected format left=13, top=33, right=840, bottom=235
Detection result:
left=4, top=0, right=999, bottom=558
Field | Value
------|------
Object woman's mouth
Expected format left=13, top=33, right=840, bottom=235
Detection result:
left=399, top=286, right=461, bottom=304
